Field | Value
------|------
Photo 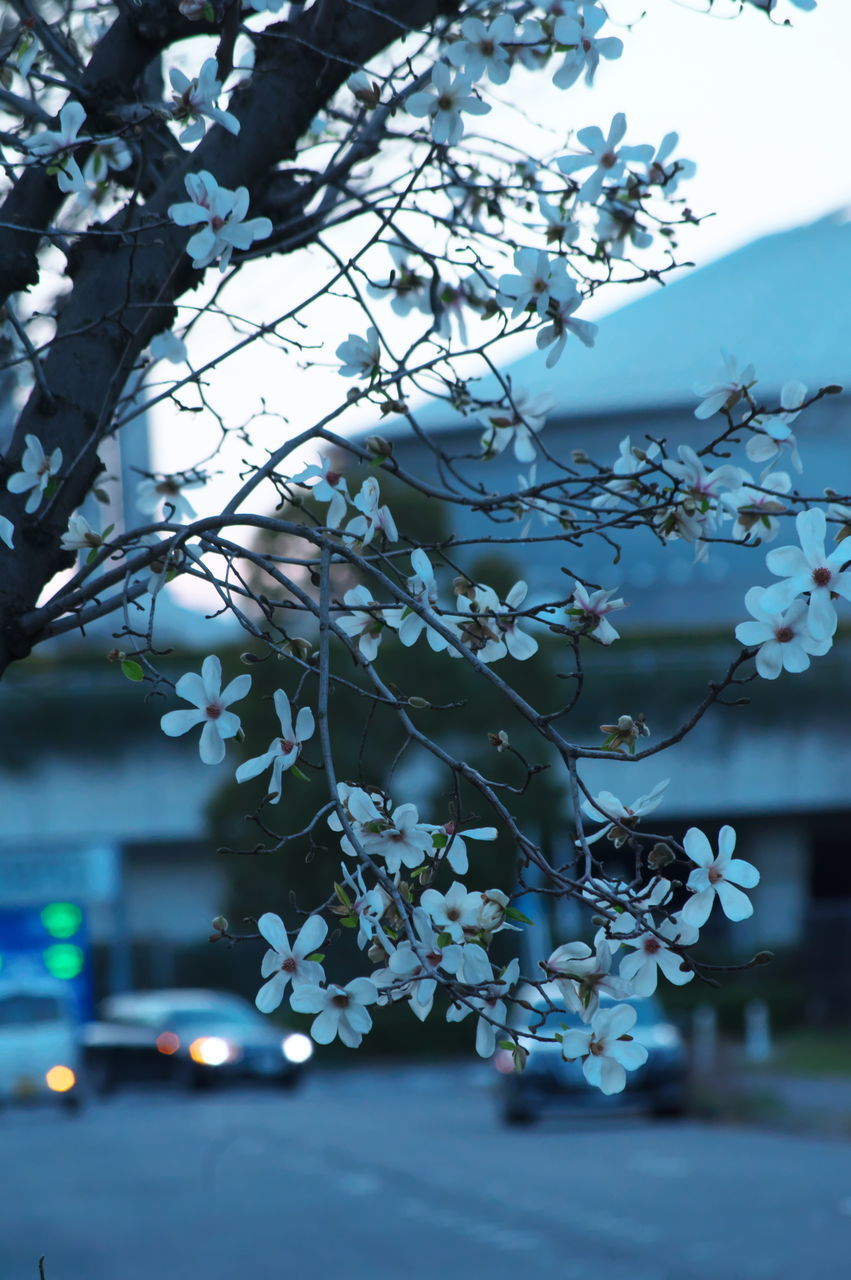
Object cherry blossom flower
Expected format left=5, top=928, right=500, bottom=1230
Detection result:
left=556, top=113, right=653, bottom=205
left=567, top=581, right=626, bottom=645
left=7, top=434, right=63, bottom=513
left=722, top=470, right=791, bottom=543
left=618, top=917, right=698, bottom=996
left=337, top=585, right=388, bottom=661
left=386, top=908, right=464, bottom=1020
left=476, top=888, right=517, bottom=935
left=769, top=380, right=808, bottom=437
left=760, top=507, right=851, bottom=640
left=580, top=779, right=670, bottom=848
left=406, top=63, right=490, bottom=146
left=23, top=101, right=88, bottom=193
left=746, top=426, right=802, bottom=478
left=664, top=444, right=744, bottom=509
left=446, top=956, right=519, bottom=1058
left=345, top=476, right=398, bottom=546
left=169, top=58, right=240, bottom=144
left=336, top=326, right=380, bottom=379
left=292, top=454, right=350, bottom=527
left=235, top=689, right=314, bottom=802
left=478, top=389, right=555, bottom=463
left=552, top=4, right=623, bottom=89
left=693, top=352, right=756, bottom=420
left=495, top=581, right=538, bottom=660
left=168, top=170, right=272, bottom=272
left=420, top=880, right=481, bottom=942
left=446, top=14, right=516, bottom=85
left=561, top=1002, right=648, bottom=1095
left=735, top=586, right=830, bottom=679
left=160, top=654, right=251, bottom=765
left=255, top=912, right=327, bottom=1013
left=136, top=474, right=203, bottom=521
left=679, top=826, right=759, bottom=928
left=290, top=977, right=378, bottom=1048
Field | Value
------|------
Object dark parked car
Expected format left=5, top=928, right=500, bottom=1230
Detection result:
left=83, top=988, right=313, bottom=1094
left=497, top=983, right=688, bottom=1125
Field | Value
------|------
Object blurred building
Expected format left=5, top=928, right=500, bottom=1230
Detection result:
left=2, top=213, right=850, bottom=1015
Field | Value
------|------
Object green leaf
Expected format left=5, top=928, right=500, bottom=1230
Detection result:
left=340, top=916, right=358, bottom=929
left=504, top=907, right=534, bottom=925
left=497, top=1039, right=514, bottom=1051
left=305, top=952, right=324, bottom=963
left=121, top=659, right=143, bottom=682
left=431, top=831, right=448, bottom=850
left=437, top=931, right=453, bottom=948
left=290, top=764, right=310, bottom=782
left=202, top=2, right=215, bottom=19
left=334, top=882, right=352, bottom=908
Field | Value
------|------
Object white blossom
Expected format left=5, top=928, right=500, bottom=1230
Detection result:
left=430, top=820, right=498, bottom=876
left=547, top=930, right=632, bottom=1020
left=290, top=977, right=378, bottom=1048
left=693, top=352, right=756, bottom=420
left=0, top=517, right=13, bottom=550
left=337, top=585, right=388, bottom=661
left=592, top=436, right=660, bottom=510
left=406, top=63, right=490, bottom=146
left=735, top=586, right=831, bottom=679
left=169, top=58, right=240, bottom=144
left=722, top=470, right=791, bottom=543
left=618, top=917, right=698, bottom=996
left=168, top=170, right=272, bottom=272
left=136, top=474, right=203, bottom=522
left=497, top=248, right=576, bottom=320
left=420, top=880, right=481, bottom=942
left=160, top=654, right=251, bottom=765
left=345, top=476, right=398, bottom=546
left=292, top=454, right=350, bottom=527
left=580, top=779, right=670, bottom=848
left=235, top=689, right=314, bottom=802
left=561, top=1002, right=648, bottom=1095
left=7, top=434, right=62, bottom=513
left=23, top=101, right=88, bottom=193
left=446, top=956, right=519, bottom=1058
left=255, top=913, right=327, bottom=1013
left=556, top=113, right=653, bottom=204
left=479, top=389, right=554, bottom=463
left=150, top=330, right=188, bottom=365
left=385, top=549, right=448, bottom=652
left=535, top=285, right=598, bottom=365
left=446, top=15, right=516, bottom=85
left=552, top=4, right=623, bottom=89
left=760, top=507, right=851, bottom=640
left=386, top=908, right=464, bottom=1020
left=61, top=512, right=104, bottom=553
left=336, top=326, right=380, bottom=379
left=680, top=826, right=759, bottom=928
left=567, top=581, right=626, bottom=645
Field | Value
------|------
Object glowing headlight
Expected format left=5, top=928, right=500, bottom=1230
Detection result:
left=46, top=1065, right=76, bottom=1093
left=189, top=1036, right=235, bottom=1066
left=281, top=1033, right=313, bottom=1064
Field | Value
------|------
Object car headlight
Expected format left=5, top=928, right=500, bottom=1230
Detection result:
left=45, top=1065, right=76, bottom=1093
left=189, top=1036, right=237, bottom=1066
left=281, top=1033, right=313, bottom=1064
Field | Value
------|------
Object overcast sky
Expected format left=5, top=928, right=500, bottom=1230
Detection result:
left=150, top=1, right=849, bottom=495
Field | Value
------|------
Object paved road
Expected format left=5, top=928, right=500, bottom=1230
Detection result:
left=3, top=1064, right=850, bottom=1280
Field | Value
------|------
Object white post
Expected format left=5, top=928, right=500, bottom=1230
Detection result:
left=744, top=998, right=773, bottom=1064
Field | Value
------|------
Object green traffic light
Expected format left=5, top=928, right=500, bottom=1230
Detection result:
left=43, top=944, right=84, bottom=980
left=40, top=902, right=82, bottom=939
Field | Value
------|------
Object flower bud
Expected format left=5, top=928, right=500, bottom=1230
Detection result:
left=648, top=842, right=675, bottom=869
left=365, top=434, right=393, bottom=458
left=477, top=888, right=509, bottom=933
left=211, top=915, right=228, bottom=934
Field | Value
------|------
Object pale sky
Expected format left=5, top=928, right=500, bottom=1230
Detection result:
left=150, top=0, right=850, bottom=506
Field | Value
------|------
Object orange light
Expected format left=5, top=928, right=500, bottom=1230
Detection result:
left=46, top=1065, right=76, bottom=1093
left=189, top=1036, right=231, bottom=1066
left=156, top=1031, right=180, bottom=1055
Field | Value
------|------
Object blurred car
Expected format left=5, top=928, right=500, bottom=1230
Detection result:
left=0, top=982, right=83, bottom=1110
left=497, top=983, right=688, bottom=1125
left=83, top=988, right=313, bottom=1094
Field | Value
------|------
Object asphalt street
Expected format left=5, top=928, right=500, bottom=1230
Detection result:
left=3, top=1064, right=850, bottom=1280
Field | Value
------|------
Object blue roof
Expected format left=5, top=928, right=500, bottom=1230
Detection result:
left=418, top=211, right=851, bottom=426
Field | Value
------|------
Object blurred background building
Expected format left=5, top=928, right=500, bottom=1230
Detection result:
left=2, top=212, right=850, bottom=1024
